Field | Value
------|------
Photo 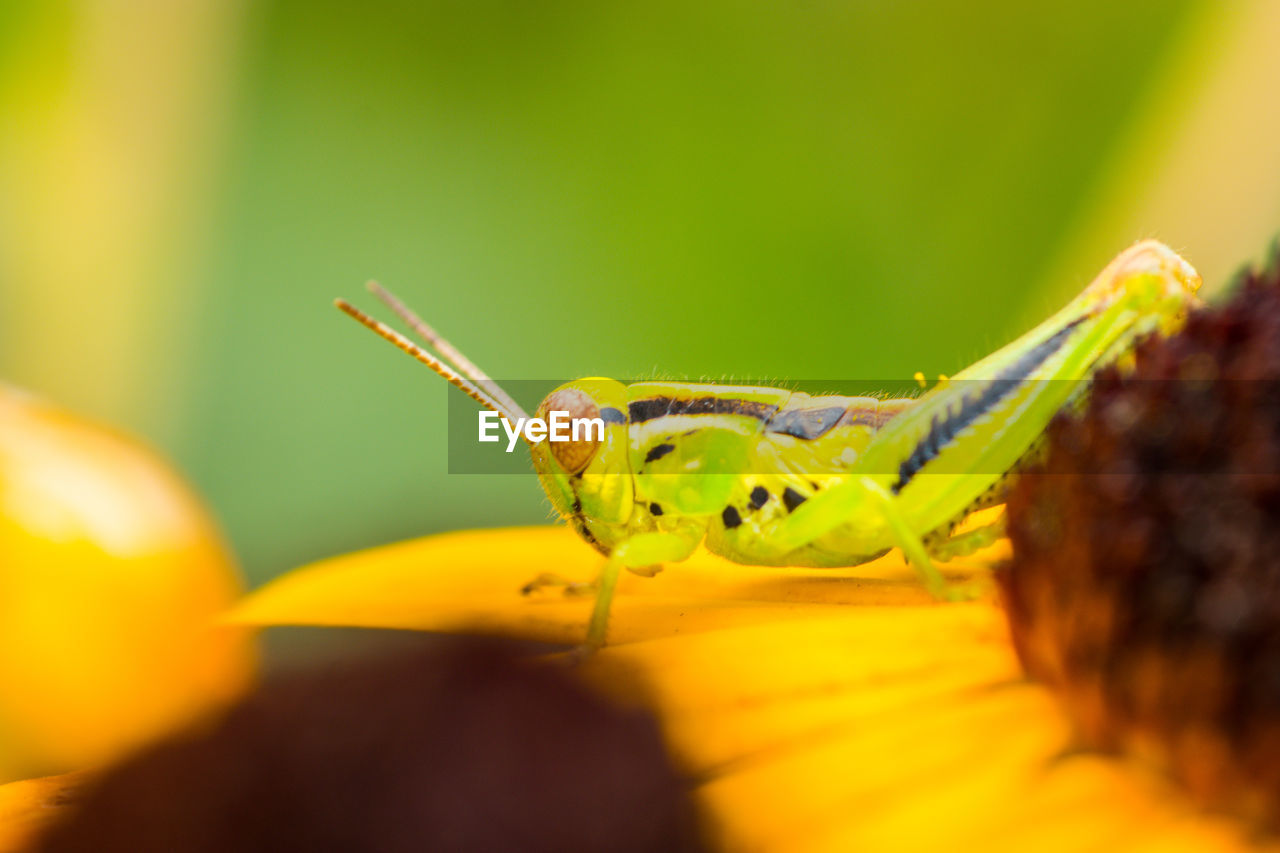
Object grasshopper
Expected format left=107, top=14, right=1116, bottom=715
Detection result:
left=337, top=241, right=1201, bottom=650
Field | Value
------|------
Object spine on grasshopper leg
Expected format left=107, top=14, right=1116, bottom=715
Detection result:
left=851, top=240, right=1201, bottom=538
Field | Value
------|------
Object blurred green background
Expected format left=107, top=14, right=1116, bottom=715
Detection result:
left=2, top=0, right=1279, bottom=585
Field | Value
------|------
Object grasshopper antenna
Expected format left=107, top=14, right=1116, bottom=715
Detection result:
left=365, top=281, right=530, bottom=422
left=335, top=299, right=529, bottom=430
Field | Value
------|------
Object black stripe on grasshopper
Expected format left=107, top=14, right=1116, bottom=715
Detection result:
left=892, top=316, right=1088, bottom=494
left=628, top=396, right=779, bottom=423
left=629, top=394, right=892, bottom=444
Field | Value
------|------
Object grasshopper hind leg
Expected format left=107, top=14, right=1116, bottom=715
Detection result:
left=923, top=511, right=1007, bottom=563
left=766, top=475, right=985, bottom=601
left=857, top=478, right=983, bottom=602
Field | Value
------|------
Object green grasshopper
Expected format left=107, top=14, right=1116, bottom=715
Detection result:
left=337, top=241, right=1201, bottom=650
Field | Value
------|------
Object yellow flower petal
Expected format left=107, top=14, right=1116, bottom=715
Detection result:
left=579, top=606, right=1017, bottom=775
left=228, top=515, right=1005, bottom=645
left=229, top=515, right=1268, bottom=850
left=581, top=613, right=1272, bottom=852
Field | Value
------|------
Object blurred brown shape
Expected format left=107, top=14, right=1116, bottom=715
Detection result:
left=1004, top=244, right=1280, bottom=826
left=32, top=636, right=707, bottom=853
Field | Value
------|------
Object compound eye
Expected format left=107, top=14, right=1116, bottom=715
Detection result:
left=539, top=388, right=602, bottom=474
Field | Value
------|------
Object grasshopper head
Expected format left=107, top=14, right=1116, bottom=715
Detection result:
left=530, top=379, right=635, bottom=553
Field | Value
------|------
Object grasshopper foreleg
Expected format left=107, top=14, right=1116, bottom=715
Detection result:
left=582, top=530, right=700, bottom=653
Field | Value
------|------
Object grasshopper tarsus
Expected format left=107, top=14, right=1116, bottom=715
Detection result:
left=520, top=573, right=595, bottom=598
